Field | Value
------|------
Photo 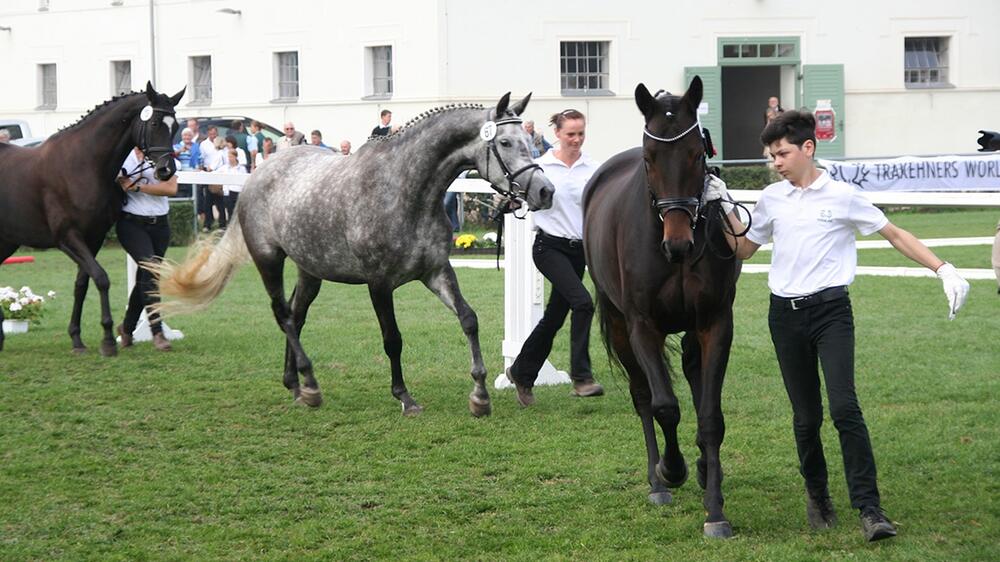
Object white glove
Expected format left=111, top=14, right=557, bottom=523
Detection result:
left=936, top=263, right=969, bottom=320
left=705, top=174, right=734, bottom=214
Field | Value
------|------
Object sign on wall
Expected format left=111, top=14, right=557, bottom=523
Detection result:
left=818, top=155, right=1000, bottom=191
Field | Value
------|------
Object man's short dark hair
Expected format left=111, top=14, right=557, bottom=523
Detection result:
left=311, top=130, right=322, bottom=138
left=231, top=120, right=245, bottom=131
left=760, top=109, right=816, bottom=148
left=380, top=109, right=392, bottom=118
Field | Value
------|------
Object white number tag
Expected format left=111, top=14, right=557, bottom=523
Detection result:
left=139, top=105, right=154, bottom=121
left=480, top=121, right=497, bottom=141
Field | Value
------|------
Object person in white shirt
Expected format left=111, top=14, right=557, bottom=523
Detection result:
left=197, top=126, right=222, bottom=227
left=710, top=109, right=969, bottom=542
left=115, top=147, right=179, bottom=351
left=214, top=148, right=249, bottom=223
left=505, top=109, right=604, bottom=407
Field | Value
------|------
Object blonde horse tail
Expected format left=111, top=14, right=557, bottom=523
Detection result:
left=144, top=215, right=251, bottom=317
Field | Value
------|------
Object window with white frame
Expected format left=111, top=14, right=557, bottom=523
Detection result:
left=38, top=63, right=57, bottom=108
left=275, top=51, right=299, bottom=100
left=366, top=45, right=393, bottom=97
left=904, top=37, right=950, bottom=88
left=560, top=41, right=610, bottom=94
left=189, top=55, right=212, bottom=103
left=111, top=60, right=131, bottom=95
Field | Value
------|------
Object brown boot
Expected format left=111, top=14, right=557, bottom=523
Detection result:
left=117, top=324, right=133, bottom=348
left=152, top=332, right=172, bottom=351
left=506, top=367, right=535, bottom=407
left=572, top=378, right=605, bottom=397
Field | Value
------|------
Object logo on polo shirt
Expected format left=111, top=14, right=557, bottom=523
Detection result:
left=818, top=209, right=834, bottom=223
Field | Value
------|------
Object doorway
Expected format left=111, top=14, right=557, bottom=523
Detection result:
left=721, top=66, right=780, bottom=160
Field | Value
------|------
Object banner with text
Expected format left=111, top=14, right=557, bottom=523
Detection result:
left=817, top=154, right=1000, bottom=191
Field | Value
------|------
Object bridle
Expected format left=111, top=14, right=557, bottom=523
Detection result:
left=484, top=116, right=542, bottom=206
left=123, top=104, right=178, bottom=184
left=643, top=114, right=709, bottom=230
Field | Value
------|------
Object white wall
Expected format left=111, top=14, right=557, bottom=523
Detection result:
left=1, top=0, right=998, bottom=160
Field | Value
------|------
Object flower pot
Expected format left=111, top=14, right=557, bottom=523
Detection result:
left=2, top=319, right=29, bottom=334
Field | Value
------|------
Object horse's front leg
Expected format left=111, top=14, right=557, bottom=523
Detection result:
left=68, top=267, right=89, bottom=353
left=422, top=265, right=490, bottom=417
left=59, top=232, right=116, bottom=357
left=626, top=318, right=687, bottom=493
left=369, top=285, right=422, bottom=416
left=692, top=316, right=735, bottom=539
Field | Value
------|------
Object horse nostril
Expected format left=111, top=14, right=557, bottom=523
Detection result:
left=660, top=240, right=671, bottom=260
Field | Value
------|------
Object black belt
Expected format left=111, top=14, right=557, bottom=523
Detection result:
left=122, top=212, right=169, bottom=225
left=771, top=286, right=848, bottom=311
left=537, top=230, right=583, bottom=249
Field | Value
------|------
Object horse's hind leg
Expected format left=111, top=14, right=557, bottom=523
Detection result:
left=422, top=265, right=490, bottom=417
left=59, top=232, right=116, bottom=357
left=283, top=271, right=323, bottom=399
left=255, top=253, right=322, bottom=407
left=368, top=285, right=422, bottom=416
left=68, top=267, right=89, bottom=353
left=0, top=242, right=20, bottom=352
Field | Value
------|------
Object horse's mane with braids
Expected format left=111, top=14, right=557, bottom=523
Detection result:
left=46, top=91, right=146, bottom=141
left=365, top=102, right=487, bottom=144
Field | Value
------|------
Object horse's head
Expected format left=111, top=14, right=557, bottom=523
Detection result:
left=473, top=92, right=554, bottom=211
left=635, top=77, right=707, bottom=263
left=132, top=81, right=185, bottom=180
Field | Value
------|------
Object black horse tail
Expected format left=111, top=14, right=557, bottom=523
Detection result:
left=594, top=287, right=626, bottom=378
left=144, top=215, right=251, bottom=317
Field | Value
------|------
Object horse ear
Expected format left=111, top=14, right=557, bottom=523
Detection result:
left=683, top=75, right=704, bottom=111
left=169, top=87, right=186, bottom=107
left=634, top=83, right=655, bottom=118
left=494, top=92, right=512, bottom=119
left=145, top=81, right=156, bottom=100
left=510, top=92, right=532, bottom=116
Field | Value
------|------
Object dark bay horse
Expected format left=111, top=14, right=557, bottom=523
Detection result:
left=583, top=77, right=741, bottom=538
left=0, top=82, right=183, bottom=355
left=149, top=93, right=553, bottom=416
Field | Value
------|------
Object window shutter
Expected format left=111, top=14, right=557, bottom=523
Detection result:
left=684, top=66, right=722, bottom=160
left=802, top=64, right=845, bottom=158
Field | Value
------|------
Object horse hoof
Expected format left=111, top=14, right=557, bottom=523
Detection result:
left=402, top=403, right=424, bottom=417
left=72, top=346, right=87, bottom=355
left=468, top=395, right=492, bottom=418
left=294, top=387, right=323, bottom=408
left=648, top=491, right=673, bottom=506
left=655, top=459, right=689, bottom=488
left=703, top=521, right=733, bottom=539
left=100, top=342, right=117, bottom=357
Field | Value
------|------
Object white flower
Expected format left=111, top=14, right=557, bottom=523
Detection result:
left=18, top=297, right=29, bottom=306
left=483, top=232, right=498, bottom=243
left=47, top=291, right=56, bottom=298
left=8, top=302, right=22, bottom=312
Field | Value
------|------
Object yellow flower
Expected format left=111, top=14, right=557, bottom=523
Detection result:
left=455, top=234, right=477, bottom=249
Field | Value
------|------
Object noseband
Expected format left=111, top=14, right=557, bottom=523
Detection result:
left=643, top=117, right=708, bottom=230
left=485, top=116, right=543, bottom=203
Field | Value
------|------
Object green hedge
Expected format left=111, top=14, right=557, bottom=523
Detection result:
left=104, top=200, right=197, bottom=247
left=717, top=165, right=779, bottom=190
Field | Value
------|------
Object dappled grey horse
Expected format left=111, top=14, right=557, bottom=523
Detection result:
left=150, top=93, right=553, bottom=416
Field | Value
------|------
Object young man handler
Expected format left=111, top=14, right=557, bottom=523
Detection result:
left=708, top=110, right=970, bottom=541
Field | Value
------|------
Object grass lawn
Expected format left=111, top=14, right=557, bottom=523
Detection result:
left=1, top=209, right=998, bottom=560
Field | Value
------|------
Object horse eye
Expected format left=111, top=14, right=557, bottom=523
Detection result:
left=499, top=139, right=511, bottom=147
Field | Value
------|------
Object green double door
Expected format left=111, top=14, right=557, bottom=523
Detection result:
left=684, top=63, right=845, bottom=160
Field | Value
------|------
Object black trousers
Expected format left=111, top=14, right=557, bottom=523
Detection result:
left=204, top=191, right=227, bottom=229
left=768, top=292, right=881, bottom=509
left=116, top=216, right=171, bottom=336
left=509, top=232, right=594, bottom=386
left=225, top=190, right=240, bottom=223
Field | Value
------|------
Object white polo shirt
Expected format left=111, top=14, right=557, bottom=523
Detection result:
left=532, top=149, right=600, bottom=240
left=746, top=171, right=888, bottom=298
left=120, top=150, right=170, bottom=217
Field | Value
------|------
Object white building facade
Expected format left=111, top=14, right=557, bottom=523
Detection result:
left=1, top=0, right=997, bottom=161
